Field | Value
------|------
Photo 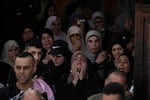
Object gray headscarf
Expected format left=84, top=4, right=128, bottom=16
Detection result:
left=85, top=30, right=102, bottom=63
left=0, top=40, right=20, bottom=66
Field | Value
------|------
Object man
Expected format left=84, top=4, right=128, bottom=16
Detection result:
left=0, top=52, right=54, bottom=100
left=102, top=82, right=125, bottom=100
left=7, top=39, right=55, bottom=94
left=87, top=70, right=133, bottom=100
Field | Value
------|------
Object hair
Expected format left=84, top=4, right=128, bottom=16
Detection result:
left=117, top=53, right=134, bottom=90
left=71, top=51, right=87, bottom=64
left=17, top=52, right=35, bottom=65
left=25, top=39, right=42, bottom=49
left=102, top=82, right=125, bottom=100
left=107, top=40, right=127, bottom=57
left=39, top=28, right=54, bottom=41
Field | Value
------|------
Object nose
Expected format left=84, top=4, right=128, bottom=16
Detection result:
left=19, top=68, right=24, bottom=74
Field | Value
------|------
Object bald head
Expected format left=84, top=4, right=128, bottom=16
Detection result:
left=22, top=89, right=42, bottom=100
left=105, top=70, right=127, bottom=89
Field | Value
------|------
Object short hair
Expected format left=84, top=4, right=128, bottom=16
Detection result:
left=102, top=82, right=125, bottom=100
left=25, top=39, right=42, bottom=49
left=17, top=52, right=35, bottom=65
left=39, top=28, right=54, bottom=40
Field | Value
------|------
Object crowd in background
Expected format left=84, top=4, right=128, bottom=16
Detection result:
left=1, top=1, right=135, bottom=100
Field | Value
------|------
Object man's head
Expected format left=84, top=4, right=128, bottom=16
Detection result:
left=105, top=70, right=127, bottom=90
left=22, top=88, right=48, bottom=100
left=24, top=39, right=43, bottom=66
left=14, top=52, right=36, bottom=84
left=22, top=89, right=42, bottom=100
left=102, top=82, right=125, bottom=100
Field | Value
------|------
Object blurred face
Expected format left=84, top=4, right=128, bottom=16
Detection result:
left=102, top=94, right=122, bottom=100
left=70, top=34, right=81, bottom=45
left=126, top=38, right=134, bottom=52
left=51, top=55, right=65, bottom=66
left=48, top=6, right=56, bottom=16
left=22, top=28, right=34, bottom=42
left=124, top=17, right=133, bottom=32
left=26, top=47, right=42, bottom=66
left=112, top=44, right=124, bottom=59
left=71, top=53, right=86, bottom=73
left=94, top=17, right=104, bottom=31
left=75, top=6, right=82, bottom=15
left=51, top=20, right=61, bottom=35
left=14, top=56, right=36, bottom=84
left=117, top=55, right=130, bottom=73
left=8, top=46, right=19, bottom=62
left=87, top=36, right=101, bottom=53
left=41, top=33, right=54, bottom=50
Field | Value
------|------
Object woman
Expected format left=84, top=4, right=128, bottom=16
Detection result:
left=67, top=25, right=85, bottom=54
left=116, top=53, right=134, bottom=91
left=57, top=51, right=101, bottom=100
left=45, top=16, right=66, bottom=41
left=0, top=40, right=20, bottom=86
left=39, top=28, right=54, bottom=65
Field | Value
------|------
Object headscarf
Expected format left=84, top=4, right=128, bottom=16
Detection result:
left=85, top=30, right=102, bottom=63
left=45, top=16, right=61, bottom=30
left=0, top=40, right=20, bottom=66
left=67, top=25, right=85, bottom=53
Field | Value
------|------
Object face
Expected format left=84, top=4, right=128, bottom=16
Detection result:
left=75, top=6, right=82, bottom=15
left=70, top=34, right=81, bottom=45
left=14, top=56, right=36, bottom=84
left=48, top=6, right=56, bottom=16
left=94, top=17, right=104, bottom=30
left=51, top=20, right=61, bottom=35
left=124, top=17, right=133, bottom=32
left=41, top=33, right=54, bottom=50
left=126, top=38, right=134, bottom=52
left=8, top=46, right=19, bottom=62
left=117, top=55, right=130, bottom=73
left=71, top=53, right=87, bottom=73
left=102, top=94, right=122, bottom=100
left=25, top=47, right=42, bottom=66
left=112, top=44, right=124, bottom=59
left=87, top=36, right=101, bottom=53
left=105, top=74, right=126, bottom=89
left=22, top=28, right=34, bottom=42
left=51, top=55, right=65, bottom=66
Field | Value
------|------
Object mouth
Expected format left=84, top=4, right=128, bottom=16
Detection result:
left=119, top=68, right=125, bottom=71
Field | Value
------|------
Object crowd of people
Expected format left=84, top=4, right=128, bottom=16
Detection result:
left=1, top=1, right=135, bottom=100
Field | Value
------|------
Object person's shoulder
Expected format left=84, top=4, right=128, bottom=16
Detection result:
left=87, top=93, right=102, bottom=100
left=0, top=84, right=21, bottom=99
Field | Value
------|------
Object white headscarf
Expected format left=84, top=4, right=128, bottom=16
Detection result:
left=45, top=16, right=61, bottom=30
left=67, top=25, right=85, bottom=53
left=0, top=40, right=20, bottom=66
